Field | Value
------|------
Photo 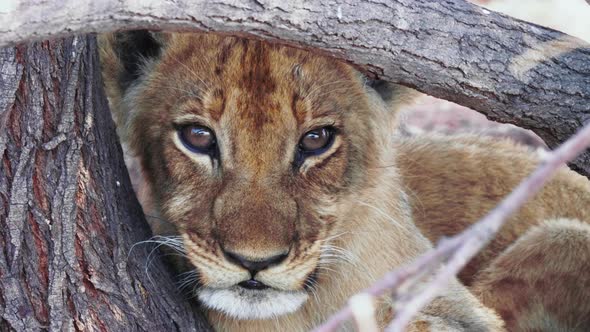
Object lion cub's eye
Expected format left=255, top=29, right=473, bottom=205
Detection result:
left=299, top=127, right=335, bottom=155
left=178, top=125, right=217, bottom=154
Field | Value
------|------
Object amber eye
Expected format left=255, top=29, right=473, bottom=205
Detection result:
left=178, top=125, right=217, bottom=154
left=299, top=127, right=335, bottom=154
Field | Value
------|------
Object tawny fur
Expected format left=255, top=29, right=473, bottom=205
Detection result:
left=396, top=135, right=590, bottom=331
left=99, top=32, right=590, bottom=331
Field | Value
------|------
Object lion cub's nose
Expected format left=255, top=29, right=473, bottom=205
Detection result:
left=223, top=250, right=288, bottom=275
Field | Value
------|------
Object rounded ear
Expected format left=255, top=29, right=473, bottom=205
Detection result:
left=366, top=79, right=421, bottom=112
left=98, top=30, right=167, bottom=133
left=362, top=79, right=422, bottom=142
left=101, top=30, right=166, bottom=93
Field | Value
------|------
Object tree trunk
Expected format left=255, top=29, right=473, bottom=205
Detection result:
left=0, top=36, right=210, bottom=331
left=1, top=0, right=589, bottom=176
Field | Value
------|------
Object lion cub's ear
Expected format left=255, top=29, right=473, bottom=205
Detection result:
left=98, top=30, right=168, bottom=131
left=367, top=79, right=421, bottom=112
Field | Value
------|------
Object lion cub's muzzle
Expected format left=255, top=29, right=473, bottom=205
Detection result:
left=223, top=249, right=289, bottom=290
left=193, top=241, right=312, bottom=320
left=190, top=181, right=316, bottom=319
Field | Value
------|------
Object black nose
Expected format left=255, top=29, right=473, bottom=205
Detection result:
left=223, top=250, right=288, bottom=275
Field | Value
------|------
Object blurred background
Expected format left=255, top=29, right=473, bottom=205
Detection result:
left=399, top=0, right=590, bottom=149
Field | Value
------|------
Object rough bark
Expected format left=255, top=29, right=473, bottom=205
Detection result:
left=0, top=36, right=210, bottom=331
left=0, top=0, right=589, bottom=176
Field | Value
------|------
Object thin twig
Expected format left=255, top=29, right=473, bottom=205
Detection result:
left=313, top=121, right=590, bottom=332
left=349, top=294, right=379, bottom=332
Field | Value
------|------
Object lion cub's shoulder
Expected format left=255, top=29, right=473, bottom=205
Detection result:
left=395, top=132, right=589, bottom=195
left=395, top=132, right=590, bottom=284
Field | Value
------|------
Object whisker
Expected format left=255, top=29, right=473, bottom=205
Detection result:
left=319, top=231, right=350, bottom=244
left=128, top=235, right=188, bottom=285
left=354, top=199, right=404, bottom=229
left=301, top=79, right=359, bottom=104
left=176, top=270, right=200, bottom=291
left=304, top=278, right=321, bottom=304
left=171, top=57, right=211, bottom=91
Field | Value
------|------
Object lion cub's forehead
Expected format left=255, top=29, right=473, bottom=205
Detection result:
left=154, top=33, right=362, bottom=125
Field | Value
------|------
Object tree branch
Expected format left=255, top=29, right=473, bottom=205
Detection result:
left=1, top=0, right=590, bottom=176
left=313, top=120, right=590, bottom=332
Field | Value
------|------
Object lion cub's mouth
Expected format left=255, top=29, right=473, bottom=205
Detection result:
left=237, top=278, right=270, bottom=290
left=197, top=285, right=309, bottom=320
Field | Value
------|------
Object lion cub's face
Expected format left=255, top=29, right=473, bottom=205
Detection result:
left=117, top=33, right=389, bottom=319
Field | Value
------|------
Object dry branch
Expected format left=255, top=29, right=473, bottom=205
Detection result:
left=1, top=0, right=590, bottom=176
left=314, top=121, right=590, bottom=332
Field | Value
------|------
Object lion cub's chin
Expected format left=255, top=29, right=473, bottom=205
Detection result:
left=197, top=286, right=309, bottom=320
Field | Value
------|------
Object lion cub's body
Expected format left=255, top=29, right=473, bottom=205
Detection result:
left=398, top=135, right=590, bottom=331
left=100, top=32, right=590, bottom=331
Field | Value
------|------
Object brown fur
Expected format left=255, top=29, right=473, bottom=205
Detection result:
left=99, top=32, right=590, bottom=331
left=396, top=135, right=590, bottom=330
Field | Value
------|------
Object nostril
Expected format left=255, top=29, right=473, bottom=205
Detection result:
left=223, top=250, right=243, bottom=266
left=223, top=250, right=289, bottom=274
left=262, top=252, right=289, bottom=268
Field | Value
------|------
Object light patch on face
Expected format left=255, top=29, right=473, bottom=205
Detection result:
left=163, top=191, right=195, bottom=221
left=198, top=286, right=308, bottom=320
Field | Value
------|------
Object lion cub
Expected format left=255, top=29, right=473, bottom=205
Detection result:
left=100, top=31, right=590, bottom=331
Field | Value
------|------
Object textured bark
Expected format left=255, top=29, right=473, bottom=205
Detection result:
left=0, top=36, right=210, bottom=331
left=0, top=0, right=589, bottom=175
